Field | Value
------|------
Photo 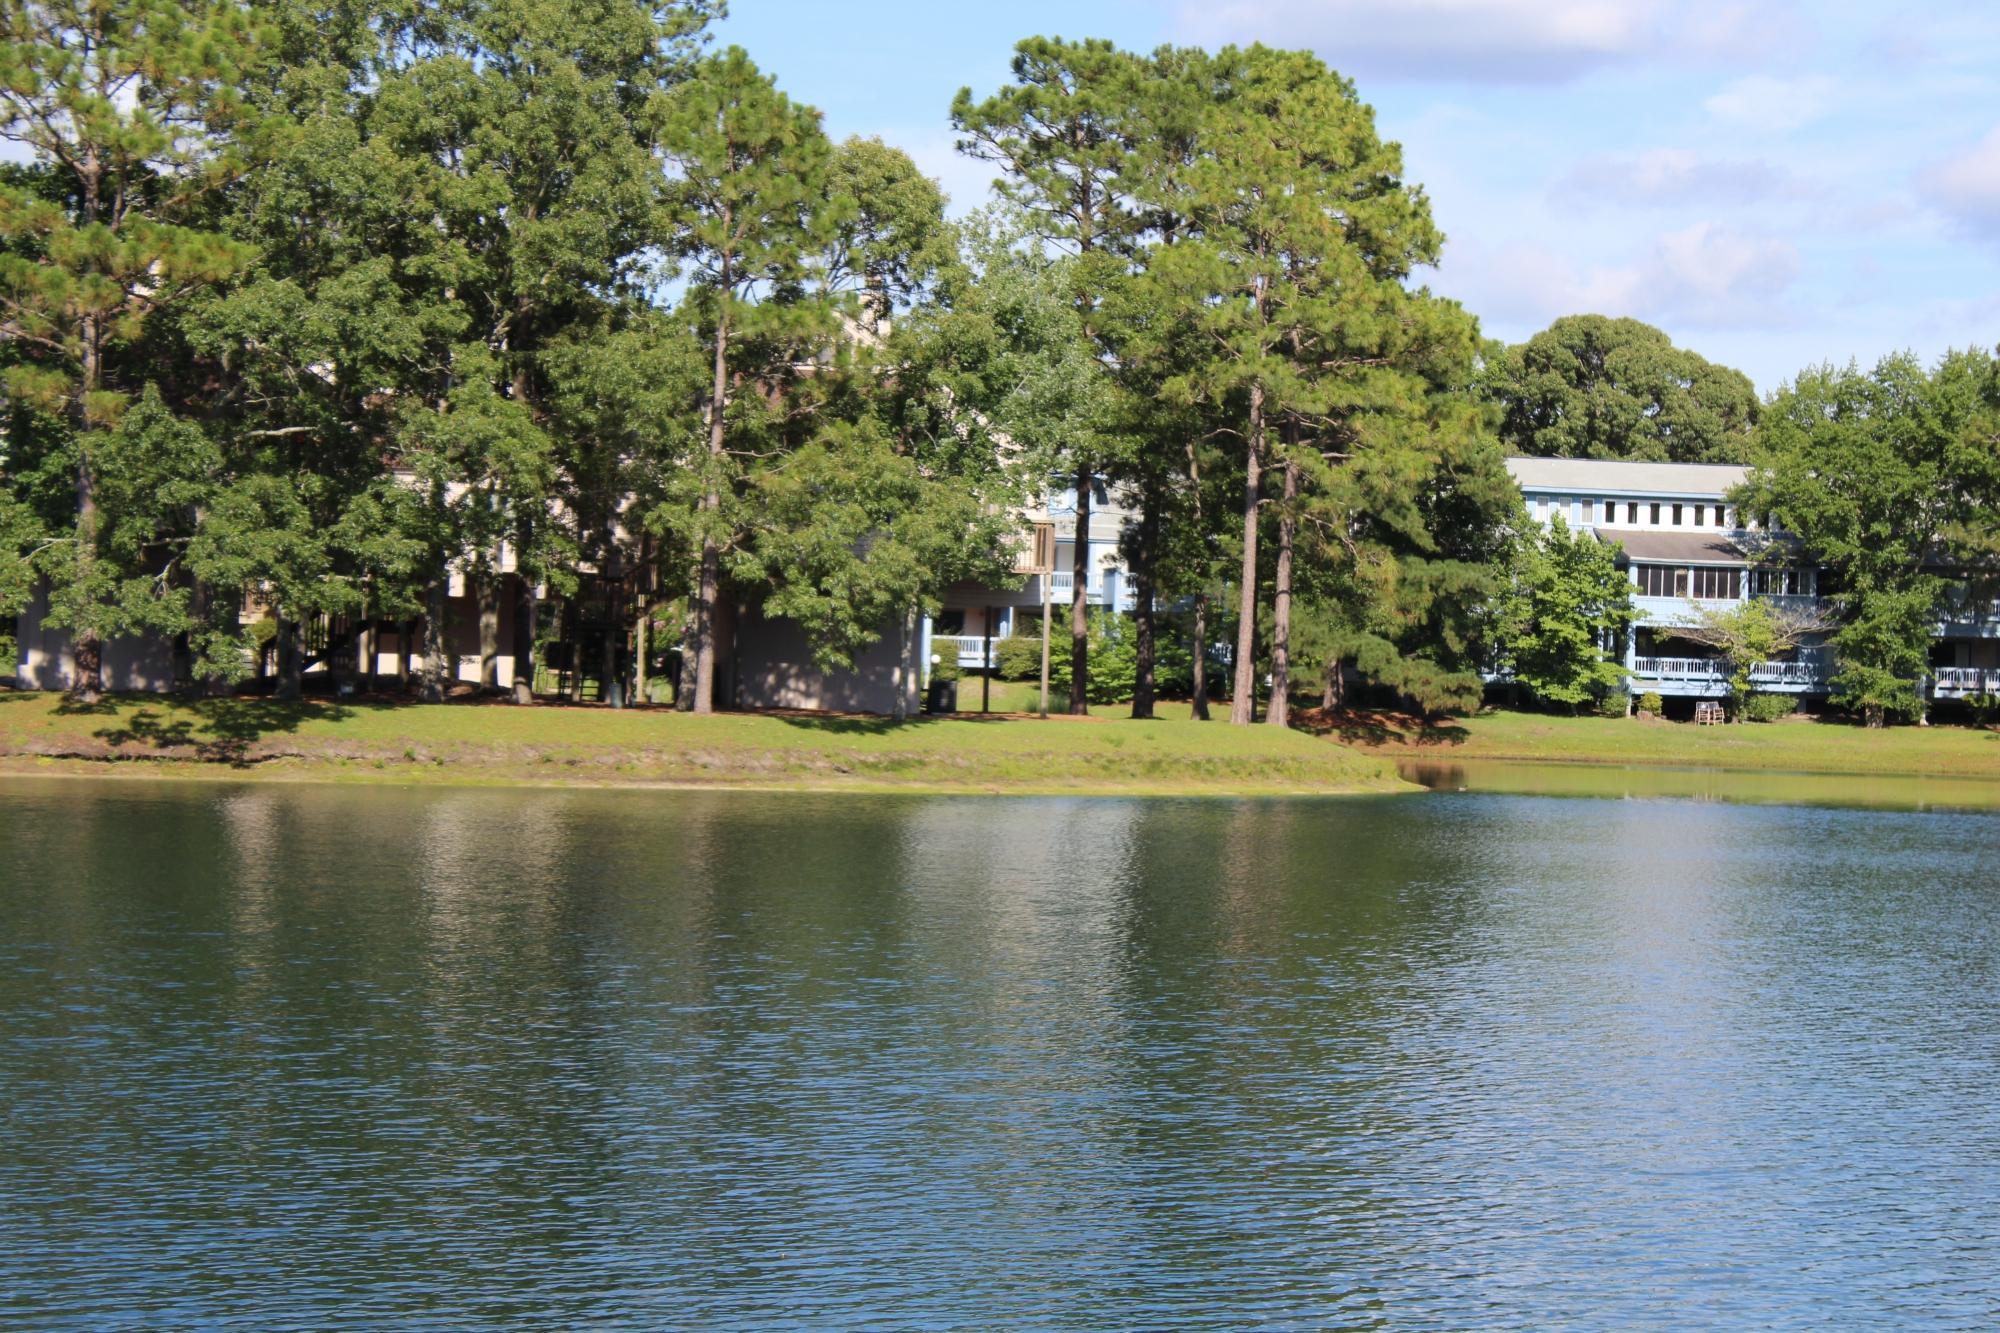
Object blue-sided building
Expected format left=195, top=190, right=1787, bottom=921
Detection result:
left=1505, top=456, right=2000, bottom=705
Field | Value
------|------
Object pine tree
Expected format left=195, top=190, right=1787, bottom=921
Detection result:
left=953, top=38, right=1142, bottom=714
left=0, top=0, right=265, bottom=699
left=1148, top=46, right=1459, bottom=724
left=659, top=45, right=837, bottom=713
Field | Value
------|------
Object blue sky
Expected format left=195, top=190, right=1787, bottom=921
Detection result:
left=717, top=0, right=2000, bottom=394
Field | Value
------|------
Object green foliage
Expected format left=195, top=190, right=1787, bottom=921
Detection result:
left=995, top=632, right=1043, bottom=682
left=1674, top=598, right=1822, bottom=710
left=1740, top=352, right=2000, bottom=724
left=994, top=611, right=1140, bottom=703
left=1638, top=692, right=1664, bottom=716
left=1741, top=693, right=1799, bottom=723
left=0, top=0, right=268, bottom=692
left=1480, top=315, right=1758, bottom=463
left=926, top=640, right=963, bottom=684
left=1496, top=516, right=1636, bottom=711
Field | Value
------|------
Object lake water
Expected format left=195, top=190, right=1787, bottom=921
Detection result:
left=4, top=776, right=1999, bottom=1329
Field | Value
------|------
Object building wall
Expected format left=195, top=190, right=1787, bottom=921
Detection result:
left=11, top=583, right=523, bottom=694
left=730, top=605, right=918, bottom=715
left=13, top=586, right=176, bottom=692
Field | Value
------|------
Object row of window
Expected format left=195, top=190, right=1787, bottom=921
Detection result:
left=1634, top=565, right=1813, bottom=599
left=1533, top=496, right=1737, bottom=528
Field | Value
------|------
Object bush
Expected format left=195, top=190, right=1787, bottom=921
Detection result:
left=1637, top=692, right=1664, bottom=716
left=0, top=633, right=13, bottom=679
left=1592, top=693, right=1627, bottom=718
left=994, top=632, right=1043, bottom=681
left=1740, top=693, right=1798, bottom=723
left=1971, top=692, right=2000, bottom=728
left=927, top=639, right=962, bottom=684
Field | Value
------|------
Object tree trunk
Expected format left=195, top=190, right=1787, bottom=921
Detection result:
left=1191, top=593, right=1210, bottom=721
left=477, top=578, right=499, bottom=690
left=600, top=605, right=624, bottom=709
left=420, top=582, right=447, bottom=703
left=1323, top=658, right=1344, bottom=712
left=275, top=618, right=302, bottom=701
left=511, top=569, right=536, bottom=705
left=1865, top=702, right=1885, bottom=729
left=1229, top=382, right=1265, bottom=724
left=1130, top=493, right=1157, bottom=720
left=690, top=251, right=732, bottom=716
left=1267, top=455, right=1298, bottom=729
left=174, top=577, right=209, bottom=692
left=892, top=606, right=918, bottom=720
left=634, top=594, right=650, bottom=708
left=1068, top=466, right=1091, bottom=714
left=398, top=619, right=413, bottom=688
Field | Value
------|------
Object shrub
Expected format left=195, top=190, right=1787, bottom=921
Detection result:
left=0, top=633, right=13, bottom=679
left=994, top=632, right=1043, bottom=681
left=991, top=612, right=1159, bottom=703
left=1971, top=692, right=2000, bottom=728
left=1592, top=693, right=1627, bottom=718
left=1740, top=693, right=1798, bottom=723
left=1637, top=692, right=1664, bottom=717
left=927, top=639, right=962, bottom=684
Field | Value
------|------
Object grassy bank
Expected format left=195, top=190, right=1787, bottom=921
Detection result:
left=0, top=691, right=1405, bottom=797
left=1335, top=707, right=2000, bottom=779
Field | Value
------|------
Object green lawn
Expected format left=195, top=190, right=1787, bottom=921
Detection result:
left=1337, top=707, right=2000, bottom=779
left=954, top=676, right=1201, bottom=719
left=0, top=691, right=1401, bottom=796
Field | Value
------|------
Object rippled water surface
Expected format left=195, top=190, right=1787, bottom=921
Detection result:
left=4, top=777, right=2000, bottom=1329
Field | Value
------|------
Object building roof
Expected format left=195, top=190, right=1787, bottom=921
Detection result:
left=1594, top=527, right=1757, bottom=565
left=1504, top=456, right=1749, bottom=498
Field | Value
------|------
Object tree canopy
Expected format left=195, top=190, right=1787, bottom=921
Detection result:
left=1738, top=351, right=2000, bottom=725
left=1481, top=315, right=1759, bottom=465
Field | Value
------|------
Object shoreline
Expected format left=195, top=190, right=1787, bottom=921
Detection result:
left=0, top=693, right=1411, bottom=799
left=1334, top=708, right=2000, bottom=783
left=0, top=754, right=1413, bottom=799
left=5, top=694, right=1997, bottom=801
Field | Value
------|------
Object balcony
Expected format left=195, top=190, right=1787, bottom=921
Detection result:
left=1631, top=655, right=1831, bottom=697
left=1931, top=667, right=2000, bottom=698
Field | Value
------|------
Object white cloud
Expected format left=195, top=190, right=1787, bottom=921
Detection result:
left=1703, top=74, right=1838, bottom=131
left=1555, top=147, right=1810, bottom=207
left=1919, top=124, right=2000, bottom=235
left=1453, top=222, right=1800, bottom=332
left=1175, top=0, right=1792, bottom=84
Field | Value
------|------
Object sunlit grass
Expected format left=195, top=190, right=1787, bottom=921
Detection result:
left=0, top=690, right=1399, bottom=796
left=1343, top=707, right=2000, bottom=779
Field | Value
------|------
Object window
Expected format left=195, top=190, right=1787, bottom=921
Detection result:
left=1603, top=500, right=1615, bottom=523
left=1749, top=568, right=1800, bottom=597
left=1713, top=505, right=1727, bottom=527
left=1649, top=503, right=1661, bottom=524
left=1690, top=504, right=1703, bottom=526
left=1691, top=567, right=1741, bottom=600
left=1626, top=502, right=1638, bottom=524
left=1636, top=564, right=1689, bottom=598
left=1672, top=503, right=1684, bottom=525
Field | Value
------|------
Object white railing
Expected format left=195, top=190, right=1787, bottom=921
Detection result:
left=1043, top=571, right=1137, bottom=612
left=1632, top=657, right=1830, bottom=686
left=1933, top=667, right=2000, bottom=695
left=935, top=637, right=996, bottom=671
left=1632, top=656, right=1726, bottom=679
